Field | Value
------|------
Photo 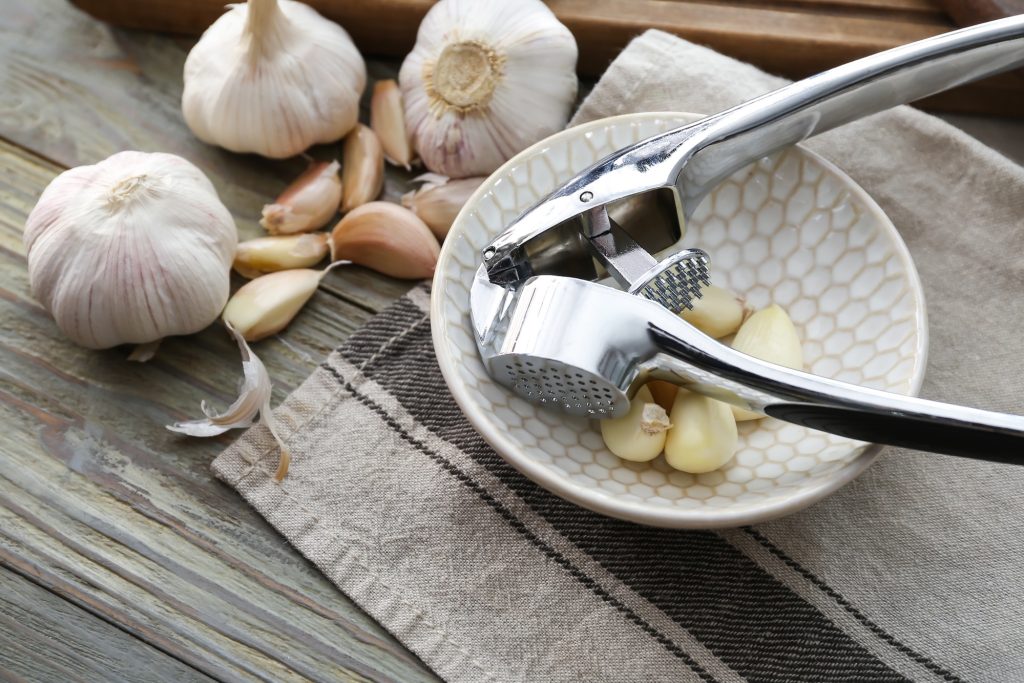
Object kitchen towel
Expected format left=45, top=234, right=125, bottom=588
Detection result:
left=214, top=30, right=1024, bottom=683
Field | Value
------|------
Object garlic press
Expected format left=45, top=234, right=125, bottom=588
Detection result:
left=470, top=17, right=1024, bottom=464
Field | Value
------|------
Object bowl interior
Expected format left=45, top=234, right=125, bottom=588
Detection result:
left=431, top=112, right=926, bottom=528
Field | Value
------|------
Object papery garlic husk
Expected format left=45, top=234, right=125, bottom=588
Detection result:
left=222, top=267, right=330, bottom=342
left=600, top=386, right=669, bottom=463
left=681, top=284, right=751, bottom=339
left=401, top=173, right=485, bottom=239
left=168, top=324, right=291, bottom=480
left=261, top=161, right=341, bottom=235
left=330, top=202, right=440, bottom=279
left=371, top=80, right=415, bottom=169
left=398, top=0, right=578, bottom=178
left=664, top=391, right=738, bottom=473
left=233, top=233, right=329, bottom=279
left=730, top=304, right=804, bottom=421
left=341, top=124, right=384, bottom=213
left=182, top=0, right=366, bottom=158
left=23, top=151, right=236, bottom=350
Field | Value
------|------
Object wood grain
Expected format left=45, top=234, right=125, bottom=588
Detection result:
left=0, top=566, right=214, bottom=683
left=65, top=0, right=1024, bottom=115
left=0, top=1, right=440, bottom=679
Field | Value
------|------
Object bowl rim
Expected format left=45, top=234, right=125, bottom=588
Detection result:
left=431, top=111, right=929, bottom=528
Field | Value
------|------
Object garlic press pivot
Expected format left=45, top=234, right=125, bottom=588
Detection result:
left=470, top=17, right=1024, bottom=464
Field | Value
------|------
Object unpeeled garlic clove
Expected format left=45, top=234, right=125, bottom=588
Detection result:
left=340, top=124, right=384, bottom=213
left=681, top=284, right=751, bottom=339
left=730, top=304, right=804, bottom=421
left=664, top=390, right=738, bottom=473
left=600, top=386, right=670, bottom=463
left=233, top=233, right=329, bottom=279
left=261, top=161, right=341, bottom=235
left=330, top=201, right=439, bottom=279
left=371, top=80, right=415, bottom=170
left=222, top=268, right=326, bottom=342
left=645, top=380, right=679, bottom=413
left=401, top=173, right=485, bottom=239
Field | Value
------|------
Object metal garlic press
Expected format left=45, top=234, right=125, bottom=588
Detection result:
left=470, top=17, right=1024, bottom=464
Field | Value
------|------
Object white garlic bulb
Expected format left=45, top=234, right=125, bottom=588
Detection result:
left=399, top=0, right=578, bottom=178
left=182, top=0, right=366, bottom=159
left=24, top=151, right=237, bottom=350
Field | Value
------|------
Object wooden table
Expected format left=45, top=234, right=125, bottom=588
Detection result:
left=2, top=2, right=1022, bottom=682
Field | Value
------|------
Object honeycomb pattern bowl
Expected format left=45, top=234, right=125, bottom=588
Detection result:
left=431, top=112, right=927, bottom=528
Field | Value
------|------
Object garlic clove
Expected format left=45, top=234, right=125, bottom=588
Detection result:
left=646, top=380, right=679, bottom=413
left=182, top=0, right=366, bottom=158
left=730, top=304, right=804, bottom=421
left=398, top=0, right=578, bottom=178
left=664, top=390, right=738, bottom=473
left=168, top=323, right=291, bottom=480
left=261, top=160, right=341, bottom=235
left=600, top=386, right=670, bottom=463
left=401, top=174, right=485, bottom=239
left=371, top=79, right=415, bottom=170
left=329, top=202, right=440, bottom=279
left=340, top=123, right=384, bottom=213
left=222, top=268, right=326, bottom=342
left=233, top=233, right=329, bottom=279
left=681, top=284, right=751, bottom=339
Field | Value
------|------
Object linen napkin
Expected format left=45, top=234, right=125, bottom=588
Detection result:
left=214, top=30, right=1024, bottom=683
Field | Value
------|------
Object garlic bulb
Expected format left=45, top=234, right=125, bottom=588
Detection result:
left=24, top=151, right=236, bottom=350
left=398, top=0, right=578, bottom=177
left=182, top=0, right=366, bottom=159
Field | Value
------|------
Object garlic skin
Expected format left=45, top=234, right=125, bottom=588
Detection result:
left=261, top=161, right=341, bottom=235
left=600, top=387, right=670, bottom=463
left=182, top=0, right=366, bottom=159
left=24, top=151, right=236, bottom=350
left=399, top=0, right=578, bottom=178
left=730, top=304, right=804, bottom=421
left=401, top=173, right=485, bottom=239
left=330, top=202, right=440, bottom=279
left=664, top=391, right=738, bottom=473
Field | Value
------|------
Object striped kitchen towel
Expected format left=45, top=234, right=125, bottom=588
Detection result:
left=214, top=30, right=1024, bottom=682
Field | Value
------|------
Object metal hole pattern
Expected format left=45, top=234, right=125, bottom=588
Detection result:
left=636, top=250, right=712, bottom=312
left=501, top=358, right=619, bottom=415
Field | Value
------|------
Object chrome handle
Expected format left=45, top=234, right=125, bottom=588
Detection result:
left=648, top=322, right=1024, bottom=464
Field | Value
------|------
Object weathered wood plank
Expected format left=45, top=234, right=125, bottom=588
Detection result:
left=0, top=565, right=215, bottom=683
left=0, top=0, right=417, bottom=314
left=0, top=139, right=438, bottom=680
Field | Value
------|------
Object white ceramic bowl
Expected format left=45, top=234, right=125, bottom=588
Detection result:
left=431, top=112, right=927, bottom=528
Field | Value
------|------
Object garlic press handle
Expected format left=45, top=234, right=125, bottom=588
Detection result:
left=483, top=16, right=1024, bottom=285
left=648, top=323, right=1024, bottom=465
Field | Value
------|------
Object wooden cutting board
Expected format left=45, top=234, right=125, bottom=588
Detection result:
left=69, top=0, right=1024, bottom=116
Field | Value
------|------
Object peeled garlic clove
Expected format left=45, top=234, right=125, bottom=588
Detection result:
left=681, top=284, right=750, bottom=339
left=233, top=233, right=329, bottom=279
left=182, top=0, right=366, bottom=158
left=222, top=268, right=325, bottom=342
left=341, top=124, right=384, bottom=213
left=664, top=391, right=738, bottom=473
left=600, top=387, right=670, bottom=463
left=646, top=380, right=679, bottom=413
left=730, top=304, right=804, bottom=421
left=401, top=174, right=485, bottom=239
left=371, top=80, right=415, bottom=170
left=398, top=0, right=578, bottom=177
left=261, top=161, right=341, bottom=235
left=24, top=151, right=236, bottom=350
left=330, top=202, right=440, bottom=279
